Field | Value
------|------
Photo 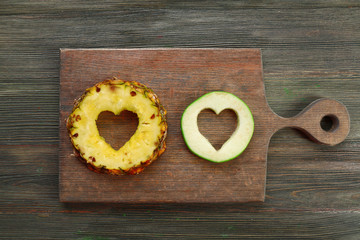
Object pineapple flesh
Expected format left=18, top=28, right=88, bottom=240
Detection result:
left=66, top=79, right=167, bottom=175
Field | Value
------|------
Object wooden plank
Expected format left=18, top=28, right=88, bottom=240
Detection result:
left=59, top=48, right=270, bottom=203
left=1, top=0, right=359, bottom=239
left=1, top=211, right=360, bottom=239
left=59, top=48, right=349, bottom=203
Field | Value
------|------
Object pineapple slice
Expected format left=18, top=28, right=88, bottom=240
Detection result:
left=66, top=79, right=167, bottom=175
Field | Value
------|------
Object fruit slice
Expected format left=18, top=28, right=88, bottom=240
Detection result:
left=66, top=78, right=167, bottom=175
left=181, top=91, right=254, bottom=163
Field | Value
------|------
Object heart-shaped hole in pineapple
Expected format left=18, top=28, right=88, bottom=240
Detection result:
left=197, top=109, right=238, bottom=150
left=96, top=110, right=139, bottom=150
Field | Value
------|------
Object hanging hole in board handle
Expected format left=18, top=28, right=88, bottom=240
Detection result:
left=284, top=98, right=350, bottom=146
left=320, top=114, right=340, bottom=132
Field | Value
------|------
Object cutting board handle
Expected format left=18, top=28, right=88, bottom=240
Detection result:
left=275, top=98, right=350, bottom=145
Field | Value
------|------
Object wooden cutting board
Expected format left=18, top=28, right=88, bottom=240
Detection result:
left=59, top=48, right=350, bottom=203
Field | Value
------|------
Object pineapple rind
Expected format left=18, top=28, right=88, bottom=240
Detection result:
left=67, top=78, right=167, bottom=175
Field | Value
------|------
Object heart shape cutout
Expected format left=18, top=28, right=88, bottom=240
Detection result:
left=197, top=108, right=238, bottom=150
left=96, top=110, right=139, bottom=150
left=181, top=91, right=254, bottom=162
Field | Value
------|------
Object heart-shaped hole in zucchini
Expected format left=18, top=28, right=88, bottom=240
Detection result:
left=197, top=109, right=238, bottom=150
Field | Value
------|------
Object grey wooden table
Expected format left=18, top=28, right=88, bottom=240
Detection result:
left=1, top=1, right=359, bottom=239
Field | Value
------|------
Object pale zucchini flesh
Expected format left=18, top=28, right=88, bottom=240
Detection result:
left=181, top=91, right=254, bottom=163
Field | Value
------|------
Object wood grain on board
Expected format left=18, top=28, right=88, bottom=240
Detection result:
left=2, top=1, right=359, bottom=238
left=59, top=48, right=349, bottom=203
